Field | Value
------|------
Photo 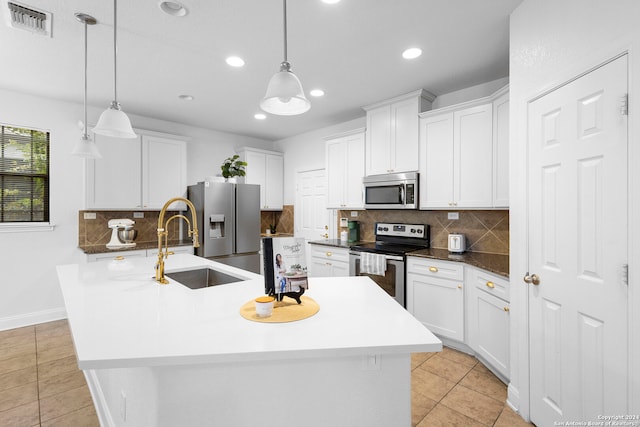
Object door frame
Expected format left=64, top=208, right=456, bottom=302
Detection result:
left=509, top=46, right=638, bottom=421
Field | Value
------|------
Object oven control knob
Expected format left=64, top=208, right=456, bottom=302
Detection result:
left=417, top=229, right=423, bottom=234
left=410, top=228, right=416, bottom=233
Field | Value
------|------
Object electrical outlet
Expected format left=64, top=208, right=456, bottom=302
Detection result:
left=133, top=212, right=144, bottom=219
left=350, top=211, right=358, bottom=217
left=448, top=212, right=459, bottom=220
left=340, top=217, right=348, bottom=227
left=83, top=212, right=96, bottom=220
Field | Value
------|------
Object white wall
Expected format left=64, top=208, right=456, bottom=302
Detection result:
left=509, top=0, right=640, bottom=418
left=431, top=77, right=509, bottom=110
left=274, top=117, right=366, bottom=205
left=0, top=87, right=272, bottom=330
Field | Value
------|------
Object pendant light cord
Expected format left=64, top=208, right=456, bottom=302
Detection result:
left=282, top=0, right=287, bottom=63
left=83, top=20, right=88, bottom=138
left=113, top=0, right=118, bottom=104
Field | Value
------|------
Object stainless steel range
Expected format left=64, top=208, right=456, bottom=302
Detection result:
left=349, top=222, right=430, bottom=306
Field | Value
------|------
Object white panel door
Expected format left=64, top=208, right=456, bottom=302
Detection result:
left=365, top=105, right=391, bottom=175
left=295, top=169, right=329, bottom=242
left=391, top=97, right=420, bottom=173
left=528, top=55, right=628, bottom=425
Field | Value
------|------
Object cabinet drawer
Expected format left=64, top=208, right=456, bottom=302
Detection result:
left=310, top=246, right=350, bottom=263
left=407, top=257, right=464, bottom=281
left=472, top=269, right=509, bottom=302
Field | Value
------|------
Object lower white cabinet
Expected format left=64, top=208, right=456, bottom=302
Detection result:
left=466, top=267, right=510, bottom=380
left=406, top=257, right=465, bottom=342
left=308, top=245, right=350, bottom=277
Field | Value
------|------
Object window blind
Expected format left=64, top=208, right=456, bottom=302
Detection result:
left=0, top=125, right=50, bottom=222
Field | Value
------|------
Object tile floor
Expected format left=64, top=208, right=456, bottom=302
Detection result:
left=1, top=319, right=534, bottom=426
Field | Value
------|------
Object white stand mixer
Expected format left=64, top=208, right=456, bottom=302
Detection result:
left=106, top=218, right=137, bottom=249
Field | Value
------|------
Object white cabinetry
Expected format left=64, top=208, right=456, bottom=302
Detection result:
left=308, top=245, right=350, bottom=277
left=238, top=148, right=283, bottom=211
left=325, top=129, right=365, bottom=209
left=418, top=85, right=509, bottom=209
left=492, top=89, right=509, bottom=207
left=406, top=257, right=465, bottom=342
left=466, top=267, right=510, bottom=380
left=364, top=90, right=435, bottom=176
left=86, top=132, right=187, bottom=210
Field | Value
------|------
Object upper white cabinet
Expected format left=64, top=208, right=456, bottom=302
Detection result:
left=238, top=147, right=283, bottom=211
left=419, top=85, right=509, bottom=209
left=492, top=89, right=509, bottom=208
left=325, top=129, right=365, bottom=209
left=86, top=131, right=187, bottom=210
left=363, top=90, right=435, bottom=176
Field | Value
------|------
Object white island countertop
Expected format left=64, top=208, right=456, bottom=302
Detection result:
left=57, top=254, right=441, bottom=370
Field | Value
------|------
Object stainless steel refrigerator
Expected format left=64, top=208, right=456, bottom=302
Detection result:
left=188, top=182, right=261, bottom=273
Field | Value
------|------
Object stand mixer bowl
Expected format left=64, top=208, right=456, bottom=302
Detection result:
left=117, top=228, right=137, bottom=244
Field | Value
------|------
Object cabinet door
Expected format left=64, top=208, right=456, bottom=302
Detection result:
left=406, top=273, right=464, bottom=342
left=244, top=150, right=266, bottom=206
left=331, top=261, right=350, bottom=277
left=493, top=93, right=509, bottom=207
left=142, top=135, right=186, bottom=209
left=344, top=132, right=365, bottom=208
left=468, top=286, right=510, bottom=379
left=326, top=138, right=346, bottom=208
left=391, top=97, right=420, bottom=173
left=264, top=154, right=283, bottom=210
left=86, top=134, right=142, bottom=209
left=455, top=104, right=493, bottom=207
left=365, top=105, right=392, bottom=175
left=419, top=113, right=454, bottom=209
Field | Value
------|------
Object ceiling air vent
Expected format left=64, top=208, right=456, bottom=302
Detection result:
left=5, top=1, right=51, bottom=36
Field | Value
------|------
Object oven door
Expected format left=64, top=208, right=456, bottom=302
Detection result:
left=349, top=252, right=405, bottom=306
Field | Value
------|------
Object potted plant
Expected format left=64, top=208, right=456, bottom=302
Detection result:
left=220, top=155, right=247, bottom=182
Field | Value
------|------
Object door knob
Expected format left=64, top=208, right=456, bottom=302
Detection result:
left=523, top=273, right=541, bottom=285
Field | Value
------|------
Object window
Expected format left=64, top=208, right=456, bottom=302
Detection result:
left=0, top=125, right=50, bottom=223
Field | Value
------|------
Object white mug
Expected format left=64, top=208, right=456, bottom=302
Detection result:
left=255, top=296, right=275, bottom=317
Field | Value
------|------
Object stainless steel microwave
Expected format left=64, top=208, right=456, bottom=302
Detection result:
left=363, top=172, right=418, bottom=209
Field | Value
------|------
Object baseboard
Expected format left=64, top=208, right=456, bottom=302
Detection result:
left=0, top=307, right=67, bottom=331
left=507, top=383, right=520, bottom=414
left=84, top=370, right=116, bottom=427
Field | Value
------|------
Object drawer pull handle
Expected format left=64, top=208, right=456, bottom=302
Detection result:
left=429, top=267, right=438, bottom=272
left=326, top=252, right=332, bottom=257
left=504, top=307, right=510, bottom=312
left=486, top=281, right=495, bottom=288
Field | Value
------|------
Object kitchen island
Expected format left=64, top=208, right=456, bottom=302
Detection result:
left=56, top=254, right=441, bottom=426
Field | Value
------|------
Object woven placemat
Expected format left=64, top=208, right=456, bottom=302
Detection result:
left=239, top=296, right=319, bottom=323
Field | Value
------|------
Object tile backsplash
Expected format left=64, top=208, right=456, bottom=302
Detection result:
left=337, top=209, right=509, bottom=255
left=78, top=210, right=182, bottom=248
left=260, top=205, right=294, bottom=235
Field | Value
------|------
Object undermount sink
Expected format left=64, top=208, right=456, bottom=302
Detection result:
left=166, top=267, right=246, bottom=290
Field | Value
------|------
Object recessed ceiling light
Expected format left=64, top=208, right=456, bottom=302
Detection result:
left=309, top=89, right=325, bottom=97
left=254, top=113, right=267, bottom=120
left=322, top=0, right=341, bottom=4
left=226, top=56, right=245, bottom=67
left=178, top=94, right=194, bottom=101
left=159, top=1, right=188, bottom=17
left=402, top=47, right=422, bottom=59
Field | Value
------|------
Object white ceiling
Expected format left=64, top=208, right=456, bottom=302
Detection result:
left=0, top=0, right=523, bottom=140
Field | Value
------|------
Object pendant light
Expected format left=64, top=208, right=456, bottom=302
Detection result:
left=92, top=0, right=136, bottom=138
left=260, top=0, right=310, bottom=116
left=71, top=13, right=101, bottom=158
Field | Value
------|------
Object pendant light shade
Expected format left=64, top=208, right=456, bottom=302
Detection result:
left=92, top=0, right=136, bottom=139
left=260, top=0, right=310, bottom=116
left=72, top=13, right=102, bottom=159
left=93, top=101, right=136, bottom=138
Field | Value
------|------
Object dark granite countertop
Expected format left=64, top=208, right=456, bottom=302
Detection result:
left=309, top=240, right=509, bottom=278
left=406, top=248, right=509, bottom=278
left=80, top=239, right=194, bottom=255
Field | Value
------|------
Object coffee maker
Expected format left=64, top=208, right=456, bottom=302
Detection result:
left=106, top=219, right=137, bottom=249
